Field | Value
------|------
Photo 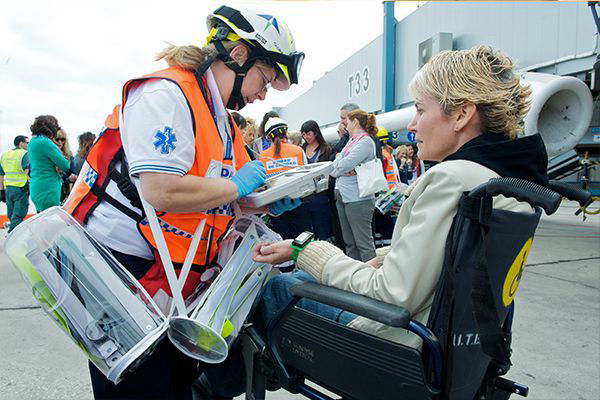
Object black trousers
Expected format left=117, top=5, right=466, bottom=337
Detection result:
left=89, top=249, right=200, bottom=400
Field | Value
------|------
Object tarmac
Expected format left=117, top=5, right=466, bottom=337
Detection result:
left=0, top=200, right=598, bottom=400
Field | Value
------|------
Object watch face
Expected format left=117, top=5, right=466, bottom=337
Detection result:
left=296, top=232, right=312, bottom=243
left=293, top=231, right=314, bottom=247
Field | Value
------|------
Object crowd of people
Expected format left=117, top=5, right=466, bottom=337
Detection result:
left=0, top=102, right=421, bottom=257
left=0, top=116, right=96, bottom=232
left=227, top=104, right=425, bottom=255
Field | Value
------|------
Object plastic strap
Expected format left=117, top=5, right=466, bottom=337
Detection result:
left=167, top=218, right=207, bottom=317
left=133, top=179, right=187, bottom=316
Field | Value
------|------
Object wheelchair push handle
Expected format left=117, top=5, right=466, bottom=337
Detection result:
left=547, top=181, right=593, bottom=213
left=470, top=177, right=562, bottom=215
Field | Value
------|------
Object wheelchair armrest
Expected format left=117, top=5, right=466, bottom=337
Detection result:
left=289, top=281, right=411, bottom=328
left=548, top=181, right=593, bottom=208
left=470, top=177, right=562, bottom=215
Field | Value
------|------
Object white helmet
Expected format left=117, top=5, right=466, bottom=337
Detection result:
left=264, top=117, right=288, bottom=140
left=206, top=4, right=304, bottom=91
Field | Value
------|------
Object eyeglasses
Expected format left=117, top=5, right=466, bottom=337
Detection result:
left=56, top=138, right=66, bottom=142
left=256, top=67, right=273, bottom=93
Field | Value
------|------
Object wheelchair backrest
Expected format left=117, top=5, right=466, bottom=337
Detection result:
left=428, top=203, right=542, bottom=400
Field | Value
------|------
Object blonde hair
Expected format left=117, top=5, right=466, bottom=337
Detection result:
left=347, top=109, right=378, bottom=136
left=287, top=131, right=302, bottom=146
left=56, top=128, right=73, bottom=159
left=156, top=42, right=272, bottom=71
left=156, top=43, right=227, bottom=70
left=242, top=120, right=257, bottom=145
left=408, top=46, right=531, bottom=139
left=395, top=145, right=409, bottom=158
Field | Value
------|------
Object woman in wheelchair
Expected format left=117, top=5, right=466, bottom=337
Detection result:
left=197, top=46, right=549, bottom=399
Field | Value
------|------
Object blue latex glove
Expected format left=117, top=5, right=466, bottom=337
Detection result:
left=268, top=197, right=302, bottom=216
left=231, top=160, right=267, bottom=199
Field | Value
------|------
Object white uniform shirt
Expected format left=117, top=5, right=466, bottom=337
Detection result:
left=86, top=70, right=226, bottom=259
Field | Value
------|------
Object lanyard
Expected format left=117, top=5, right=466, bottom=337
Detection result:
left=204, top=69, right=236, bottom=168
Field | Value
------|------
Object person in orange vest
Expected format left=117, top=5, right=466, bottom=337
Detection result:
left=377, top=126, right=399, bottom=188
left=259, top=117, right=310, bottom=239
left=62, top=5, right=304, bottom=400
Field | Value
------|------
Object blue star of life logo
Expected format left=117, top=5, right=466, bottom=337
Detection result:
left=154, top=126, right=177, bottom=155
left=258, top=14, right=280, bottom=34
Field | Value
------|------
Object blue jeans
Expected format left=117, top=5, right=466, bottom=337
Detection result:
left=260, top=271, right=357, bottom=327
left=197, top=271, right=357, bottom=398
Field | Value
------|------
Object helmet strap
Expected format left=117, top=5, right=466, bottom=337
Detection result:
left=194, top=53, right=218, bottom=82
left=213, top=40, right=261, bottom=110
left=227, top=73, right=246, bottom=110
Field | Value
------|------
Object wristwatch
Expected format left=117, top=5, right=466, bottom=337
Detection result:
left=290, top=231, right=314, bottom=262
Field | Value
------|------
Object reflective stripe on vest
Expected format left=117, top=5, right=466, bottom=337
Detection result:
left=63, top=67, right=250, bottom=298
left=259, top=142, right=305, bottom=177
left=1, top=148, right=28, bottom=187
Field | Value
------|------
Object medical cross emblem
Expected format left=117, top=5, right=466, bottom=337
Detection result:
left=258, top=14, right=280, bottom=34
left=154, top=126, right=177, bottom=155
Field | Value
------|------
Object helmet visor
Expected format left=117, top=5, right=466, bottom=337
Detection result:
left=269, top=51, right=305, bottom=90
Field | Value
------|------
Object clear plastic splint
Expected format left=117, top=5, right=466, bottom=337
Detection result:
left=168, top=214, right=281, bottom=363
left=4, top=207, right=167, bottom=384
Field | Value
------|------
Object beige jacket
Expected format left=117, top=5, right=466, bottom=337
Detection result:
left=298, top=160, right=532, bottom=348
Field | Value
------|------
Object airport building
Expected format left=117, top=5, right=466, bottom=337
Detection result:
left=275, top=1, right=599, bottom=192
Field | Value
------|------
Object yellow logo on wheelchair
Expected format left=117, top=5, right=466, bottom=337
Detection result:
left=502, top=237, right=533, bottom=307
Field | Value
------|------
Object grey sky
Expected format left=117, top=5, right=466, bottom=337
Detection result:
left=0, top=0, right=419, bottom=151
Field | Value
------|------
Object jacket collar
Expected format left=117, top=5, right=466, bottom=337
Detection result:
left=444, top=133, right=549, bottom=187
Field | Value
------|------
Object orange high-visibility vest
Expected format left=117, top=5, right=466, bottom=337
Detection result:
left=63, top=67, right=250, bottom=298
left=259, top=142, right=305, bottom=177
left=383, top=148, right=398, bottom=188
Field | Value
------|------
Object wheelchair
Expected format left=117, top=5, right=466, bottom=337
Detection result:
left=237, top=178, right=591, bottom=400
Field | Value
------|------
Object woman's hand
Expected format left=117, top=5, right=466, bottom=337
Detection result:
left=253, top=239, right=294, bottom=264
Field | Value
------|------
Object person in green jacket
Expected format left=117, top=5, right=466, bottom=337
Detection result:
left=28, top=115, right=70, bottom=212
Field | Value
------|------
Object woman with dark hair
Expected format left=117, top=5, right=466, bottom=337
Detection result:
left=71, top=131, right=96, bottom=176
left=28, top=115, right=70, bottom=211
left=405, top=143, right=425, bottom=183
left=300, top=120, right=331, bottom=163
left=300, top=119, right=333, bottom=240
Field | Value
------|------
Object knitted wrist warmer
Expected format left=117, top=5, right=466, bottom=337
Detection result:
left=296, top=240, right=344, bottom=282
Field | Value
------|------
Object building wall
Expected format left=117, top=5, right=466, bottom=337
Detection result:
left=279, top=1, right=596, bottom=130
left=279, top=36, right=383, bottom=130
left=395, top=1, right=596, bottom=107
